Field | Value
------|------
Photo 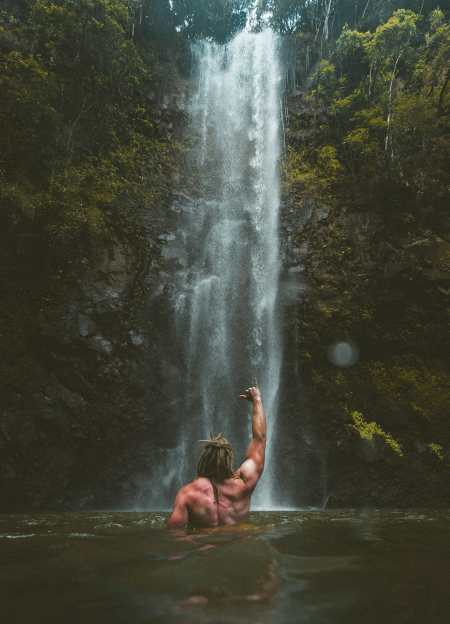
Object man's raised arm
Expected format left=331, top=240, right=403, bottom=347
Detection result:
left=236, top=378, right=266, bottom=486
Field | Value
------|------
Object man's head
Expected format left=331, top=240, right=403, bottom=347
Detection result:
left=197, top=431, right=235, bottom=502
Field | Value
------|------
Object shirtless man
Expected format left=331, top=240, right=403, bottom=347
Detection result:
left=167, top=379, right=266, bottom=527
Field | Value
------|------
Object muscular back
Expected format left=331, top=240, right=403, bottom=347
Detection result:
left=169, top=456, right=262, bottom=527
left=168, top=380, right=266, bottom=528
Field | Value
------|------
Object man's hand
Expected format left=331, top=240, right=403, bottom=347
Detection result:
left=239, top=378, right=261, bottom=403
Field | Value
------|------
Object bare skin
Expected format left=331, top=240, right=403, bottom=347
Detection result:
left=167, top=378, right=266, bottom=527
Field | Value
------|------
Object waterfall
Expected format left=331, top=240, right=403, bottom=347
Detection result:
left=152, top=30, right=283, bottom=510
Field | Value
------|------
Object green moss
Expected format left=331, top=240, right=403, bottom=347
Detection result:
left=369, top=358, right=450, bottom=422
left=429, top=444, right=444, bottom=460
left=348, top=411, right=404, bottom=456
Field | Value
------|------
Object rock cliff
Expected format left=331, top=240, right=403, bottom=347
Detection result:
left=2, top=58, right=449, bottom=512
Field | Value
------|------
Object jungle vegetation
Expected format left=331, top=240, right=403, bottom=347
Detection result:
left=0, top=0, right=176, bottom=403
left=277, top=1, right=450, bottom=459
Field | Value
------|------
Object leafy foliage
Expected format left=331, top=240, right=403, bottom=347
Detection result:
left=172, top=0, right=249, bottom=43
left=282, top=1, right=450, bottom=465
left=429, top=443, right=444, bottom=459
left=286, top=5, right=450, bottom=189
left=348, top=411, right=404, bottom=456
left=0, top=1, right=176, bottom=404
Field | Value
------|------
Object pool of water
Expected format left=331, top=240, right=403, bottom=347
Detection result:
left=1, top=510, right=449, bottom=623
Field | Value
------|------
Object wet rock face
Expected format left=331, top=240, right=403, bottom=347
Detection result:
left=280, top=179, right=450, bottom=509
left=1, top=230, right=140, bottom=510
left=1, top=196, right=192, bottom=511
left=0, top=50, right=199, bottom=511
left=0, top=77, right=190, bottom=511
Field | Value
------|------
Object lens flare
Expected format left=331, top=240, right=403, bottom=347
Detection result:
left=327, top=340, right=360, bottom=367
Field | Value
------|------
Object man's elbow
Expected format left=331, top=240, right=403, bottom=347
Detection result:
left=167, top=520, right=181, bottom=528
left=256, top=458, right=265, bottom=477
left=167, top=515, right=186, bottom=527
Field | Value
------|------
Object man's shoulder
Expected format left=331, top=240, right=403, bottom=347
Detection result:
left=235, top=459, right=262, bottom=489
left=180, top=478, right=211, bottom=499
left=189, top=477, right=212, bottom=493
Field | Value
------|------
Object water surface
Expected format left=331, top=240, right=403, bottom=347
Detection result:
left=1, top=510, right=449, bottom=623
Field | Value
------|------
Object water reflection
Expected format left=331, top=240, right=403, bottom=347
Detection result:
left=1, top=510, right=450, bottom=623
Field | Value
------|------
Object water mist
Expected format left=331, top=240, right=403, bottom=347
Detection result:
left=150, top=30, right=283, bottom=510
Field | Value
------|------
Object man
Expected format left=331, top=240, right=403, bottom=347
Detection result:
left=167, top=378, right=266, bottom=527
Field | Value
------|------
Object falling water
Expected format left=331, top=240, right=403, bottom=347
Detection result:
left=152, top=31, right=283, bottom=510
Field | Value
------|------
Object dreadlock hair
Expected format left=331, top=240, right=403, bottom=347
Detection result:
left=196, top=431, right=236, bottom=504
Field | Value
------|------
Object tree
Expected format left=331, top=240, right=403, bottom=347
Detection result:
left=0, top=0, right=175, bottom=402
left=135, top=0, right=176, bottom=44
left=172, top=0, right=249, bottom=43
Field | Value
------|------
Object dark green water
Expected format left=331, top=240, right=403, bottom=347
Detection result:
left=1, top=510, right=449, bottom=623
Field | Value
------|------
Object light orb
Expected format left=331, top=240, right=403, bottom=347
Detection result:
left=327, top=340, right=360, bottom=367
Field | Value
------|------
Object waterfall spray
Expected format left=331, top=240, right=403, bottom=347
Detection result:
left=152, top=30, right=283, bottom=510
